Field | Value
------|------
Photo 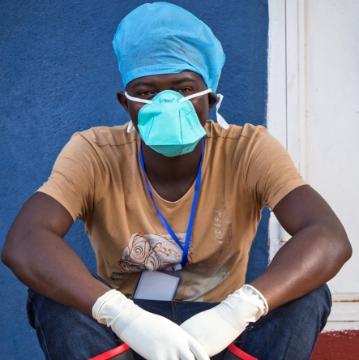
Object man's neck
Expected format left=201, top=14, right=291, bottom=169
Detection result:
left=141, top=141, right=202, bottom=201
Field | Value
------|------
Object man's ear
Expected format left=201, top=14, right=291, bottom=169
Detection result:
left=208, top=92, right=218, bottom=110
left=117, top=92, right=129, bottom=112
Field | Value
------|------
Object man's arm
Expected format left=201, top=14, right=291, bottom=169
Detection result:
left=2, top=192, right=210, bottom=360
left=251, top=184, right=352, bottom=310
left=181, top=184, right=352, bottom=356
left=1, top=192, right=110, bottom=315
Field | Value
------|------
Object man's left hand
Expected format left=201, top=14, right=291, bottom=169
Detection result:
left=181, top=284, right=268, bottom=356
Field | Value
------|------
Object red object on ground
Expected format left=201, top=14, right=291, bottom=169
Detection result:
left=88, top=331, right=359, bottom=360
left=89, top=343, right=130, bottom=360
left=228, top=343, right=258, bottom=360
left=311, top=330, right=359, bottom=360
left=89, top=343, right=257, bottom=360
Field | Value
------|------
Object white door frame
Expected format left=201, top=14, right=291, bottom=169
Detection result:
left=267, top=0, right=306, bottom=260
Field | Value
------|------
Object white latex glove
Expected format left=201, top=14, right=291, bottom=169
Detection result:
left=181, top=284, right=268, bottom=356
left=92, top=289, right=210, bottom=360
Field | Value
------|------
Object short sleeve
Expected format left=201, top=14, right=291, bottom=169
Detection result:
left=37, top=132, right=105, bottom=221
left=244, top=126, right=306, bottom=209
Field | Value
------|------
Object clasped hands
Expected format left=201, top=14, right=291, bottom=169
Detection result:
left=92, top=285, right=268, bottom=360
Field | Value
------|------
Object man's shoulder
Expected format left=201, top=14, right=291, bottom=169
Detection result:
left=205, top=120, right=267, bottom=141
left=76, top=123, right=137, bottom=148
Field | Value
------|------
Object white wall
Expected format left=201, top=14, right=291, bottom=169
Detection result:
left=305, top=0, right=359, bottom=295
left=268, top=0, right=359, bottom=296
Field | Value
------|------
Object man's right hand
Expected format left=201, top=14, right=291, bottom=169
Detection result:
left=92, top=289, right=210, bottom=360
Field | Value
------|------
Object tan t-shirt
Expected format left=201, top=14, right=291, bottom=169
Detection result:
left=38, top=121, right=305, bottom=302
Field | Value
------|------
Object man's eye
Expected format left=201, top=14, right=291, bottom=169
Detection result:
left=137, top=90, right=156, bottom=98
left=178, top=87, right=193, bottom=94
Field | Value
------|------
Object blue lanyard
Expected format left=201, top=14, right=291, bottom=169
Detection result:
left=138, top=140, right=204, bottom=267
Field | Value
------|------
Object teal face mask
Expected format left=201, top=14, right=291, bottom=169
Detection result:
left=125, top=89, right=212, bottom=157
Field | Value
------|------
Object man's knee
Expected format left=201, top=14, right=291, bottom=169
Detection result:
left=285, top=284, right=332, bottom=330
left=233, top=284, right=332, bottom=360
left=26, top=288, right=119, bottom=360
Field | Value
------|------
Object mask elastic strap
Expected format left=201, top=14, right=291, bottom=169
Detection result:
left=126, top=121, right=134, bottom=133
left=215, top=94, right=230, bottom=129
left=124, top=92, right=152, bottom=133
left=180, top=88, right=213, bottom=102
left=125, top=90, right=230, bottom=131
left=183, top=90, right=230, bottom=129
left=124, top=92, right=152, bottom=104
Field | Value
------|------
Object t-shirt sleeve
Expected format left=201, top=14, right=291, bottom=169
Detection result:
left=244, top=126, right=306, bottom=209
left=37, top=132, right=105, bottom=221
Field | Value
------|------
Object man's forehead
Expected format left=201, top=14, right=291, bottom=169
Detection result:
left=126, top=71, right=205, bottom=89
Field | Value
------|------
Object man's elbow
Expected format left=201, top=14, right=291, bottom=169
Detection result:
left=329, top=224, right=352, bottom=270
left=1, top=231, right=26, bottom=271
left=2, top=239, right=17, bottom=269
left=311, top=221, right=352, bottom=278
left=338, top=232, right=352, bottom=263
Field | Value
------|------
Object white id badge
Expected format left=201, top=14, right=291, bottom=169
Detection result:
left=133, top=270, right=181, bottom=301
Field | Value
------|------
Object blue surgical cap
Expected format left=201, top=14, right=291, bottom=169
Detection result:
left=112, top=2, right=225, bottom=91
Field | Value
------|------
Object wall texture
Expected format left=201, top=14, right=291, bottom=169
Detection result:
left=304, top=0, right=359, bottom=295
left=0, top=1, right=268, bottom=357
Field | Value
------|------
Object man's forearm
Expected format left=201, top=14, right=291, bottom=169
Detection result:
left=251, top=223, right=352, bottom=311
left=2, top=228, right=109, bottom=315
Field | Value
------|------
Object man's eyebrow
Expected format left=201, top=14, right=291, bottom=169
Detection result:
left=128, top=81, right=155, bottom=89
left=171, top=77, right=199, bottom=84
left=129, top=76, right=199, bottom=89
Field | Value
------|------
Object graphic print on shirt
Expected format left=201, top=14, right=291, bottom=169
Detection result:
left=118, top=232, right=185, bottom=272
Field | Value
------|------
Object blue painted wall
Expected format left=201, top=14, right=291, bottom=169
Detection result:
left=0, top=1, right=268, bottom=357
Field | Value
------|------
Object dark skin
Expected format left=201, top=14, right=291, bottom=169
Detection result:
left=2, top=71, right=352, bottom=319
left=118, top=71, right=217, bottom=201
